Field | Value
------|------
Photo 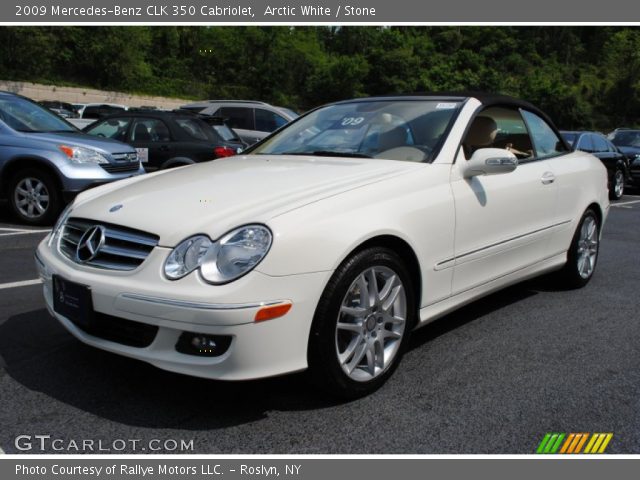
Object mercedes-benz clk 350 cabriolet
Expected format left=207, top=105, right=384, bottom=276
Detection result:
left=35, top=94, right=609, bottom=398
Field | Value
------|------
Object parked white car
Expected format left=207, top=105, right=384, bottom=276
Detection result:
left=67, top=103, right=129, bottom=129
left=35, top=94, right=609, bottom=397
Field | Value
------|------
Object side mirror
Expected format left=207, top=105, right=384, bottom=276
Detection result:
left=461, top=148, right=518, bottom=178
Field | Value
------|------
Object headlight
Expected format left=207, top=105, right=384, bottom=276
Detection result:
left=47, top=202, right=74, bottom=247
left=164, top=225, right=272, bottom=284
left=59, top=145, right=109, bottom=164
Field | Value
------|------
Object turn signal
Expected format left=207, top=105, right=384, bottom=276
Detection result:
left=58, top=145, right=75, bottom=158
left=255, top=302, right=292, bottom=322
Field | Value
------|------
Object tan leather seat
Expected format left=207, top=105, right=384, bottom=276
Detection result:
left=463, top=116, right=497, bottom=157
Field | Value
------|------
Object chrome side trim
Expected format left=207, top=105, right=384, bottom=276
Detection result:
left=120, top=293, right=289, bottom=311
left=435, top=220, right=572, bottom=270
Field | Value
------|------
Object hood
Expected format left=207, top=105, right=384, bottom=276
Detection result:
left=21, top=130, right=135, bottom=155
left=616, top=145, right=640, bottom=157
left=70, top=155, right=424, bottom=246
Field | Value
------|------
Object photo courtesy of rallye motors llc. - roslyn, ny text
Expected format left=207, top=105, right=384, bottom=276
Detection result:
left=15, top=463, right=300, bottom=477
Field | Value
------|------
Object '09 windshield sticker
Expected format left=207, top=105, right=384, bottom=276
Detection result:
left=329, top=112, right=375, bottom=129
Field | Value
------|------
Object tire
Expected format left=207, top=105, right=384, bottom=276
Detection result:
left=8, top=169, right=62, bottom=226
left=609, top=168, right=625, bottom=200
left=555, top=208, right=600, bottom=289
left=308, top=247, right=417, bottom=399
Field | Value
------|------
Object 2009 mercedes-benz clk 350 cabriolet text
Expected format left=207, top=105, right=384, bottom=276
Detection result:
left=36, top=94, right=609, bottom=397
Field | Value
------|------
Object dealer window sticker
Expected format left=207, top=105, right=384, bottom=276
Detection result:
left=436, top=102, right=458, bottom=109
left=136, top=148, right=149, bottom=163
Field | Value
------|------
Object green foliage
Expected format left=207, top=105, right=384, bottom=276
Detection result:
left=0, top=26, right=638, bottom=129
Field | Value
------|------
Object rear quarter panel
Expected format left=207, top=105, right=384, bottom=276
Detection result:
left=548, top=151, right=609, bottom=255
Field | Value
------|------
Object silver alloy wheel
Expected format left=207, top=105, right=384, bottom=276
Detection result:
left=335, top=266, right=407, bottom=382
left=576, top=216, right=598, bottom=279
left=14, top=177, right=50, bottom=219
left=614, top=170, right=625, bottom=198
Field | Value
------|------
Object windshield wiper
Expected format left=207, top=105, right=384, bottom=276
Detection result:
left=277, top=150, right=372, bottom=158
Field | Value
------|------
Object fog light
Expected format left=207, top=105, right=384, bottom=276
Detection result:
left=191, top=335, right=217, bottom=350
left=175, top=332, right=232, bottom=357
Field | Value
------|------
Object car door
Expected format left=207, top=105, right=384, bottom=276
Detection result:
left=520, top=110, right=581, bottom=258
left=450, top=107, right=559, bottom=295
left=128, top=117, right=173, bottom=171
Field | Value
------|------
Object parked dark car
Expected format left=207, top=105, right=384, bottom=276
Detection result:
left=83, top=110, right=244, bottom=171
left=607, top=128, right=640, bottom=188
left=561, top=131, right=629, bottom=200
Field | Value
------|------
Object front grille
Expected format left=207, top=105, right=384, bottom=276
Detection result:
left=71, top=312, right=158, bottom=348
left=59, top=218, right=159, bottom=271
left=101, top=152, right=140, bottom=174
left=101, top=163, right=140, bottom=174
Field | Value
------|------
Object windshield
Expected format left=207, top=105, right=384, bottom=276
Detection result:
left=212, top=124, right=239, bottom=141
left=250, top=100, right=461, bottom=162
left=0, top=96, right=76, bottom=133
left=279, top=107, right=299, bottom=119
left=609, top=130, right=640, bottom=147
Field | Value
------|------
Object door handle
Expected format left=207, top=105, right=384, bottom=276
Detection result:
left=541, top=172, right=555, bottom=185
left=159, top=145, right=171, bottom=152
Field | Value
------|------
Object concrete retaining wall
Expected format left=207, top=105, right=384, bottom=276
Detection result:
left=0, top=80, right=193, bottom=109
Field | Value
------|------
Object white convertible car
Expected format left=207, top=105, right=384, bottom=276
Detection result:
left=35, top=94, right=609, bottom=397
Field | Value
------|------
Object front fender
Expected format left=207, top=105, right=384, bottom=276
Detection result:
left=256, top=165, right=456, bottom=307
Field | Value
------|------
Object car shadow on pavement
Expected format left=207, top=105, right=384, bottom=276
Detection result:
left=0, top=281, right=541, bottom=431
left=0, top=308, right=340, bottom=430
left=407, top=281, right=539, bottom=352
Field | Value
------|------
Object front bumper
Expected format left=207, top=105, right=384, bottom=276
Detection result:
left=35, top=239, right=330, bottom=380
left=56, top=159, right=145, bottom=200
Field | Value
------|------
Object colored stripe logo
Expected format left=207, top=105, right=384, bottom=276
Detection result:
left=536, top=433, right=613, bottom=454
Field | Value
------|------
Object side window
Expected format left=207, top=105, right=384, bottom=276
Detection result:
left=131, top=118, right=171, bottom=142
left=593, top=135, right=609, bottom=153
left=175, top=118, right=212, bottom=141
left=463, top=107, right=533, bottom=160
left=217, top=107, right=254, bottom=130
left=86, top=118, right=131, bottom=142
left=521, top=110, right=567, bottom=159
left=576, top=134, right=593, bottom=152
left=255, top=108, right=288, bottom=132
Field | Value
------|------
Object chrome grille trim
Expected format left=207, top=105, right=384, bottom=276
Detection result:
left=58, top=218, right=159, bottom=271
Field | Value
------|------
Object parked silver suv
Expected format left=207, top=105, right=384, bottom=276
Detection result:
left=0, top=92, right=143, bottom=225
left=180, top=100, right=298, bottom=145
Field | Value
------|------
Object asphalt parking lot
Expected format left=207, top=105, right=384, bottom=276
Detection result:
left=0, top=196, right=639, bottom=455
